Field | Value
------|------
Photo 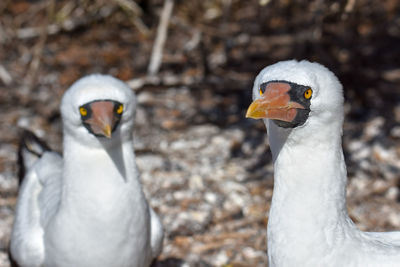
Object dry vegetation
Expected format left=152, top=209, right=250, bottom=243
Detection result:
left=0, top=0, right=400, bottom=266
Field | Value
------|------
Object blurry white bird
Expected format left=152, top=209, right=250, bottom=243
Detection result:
left=246, top=60, right=400, bottom=267
left=10, top=74, right=164, bottom=267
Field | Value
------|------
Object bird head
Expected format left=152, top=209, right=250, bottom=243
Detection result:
left=246, top=60, right=344, bottom=131
left=246, top=60, right=344, bottom=155
left=61, top=74, right=135, bottom=146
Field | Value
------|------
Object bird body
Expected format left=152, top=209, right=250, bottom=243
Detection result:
left=246, top=60, right=400, bottom=267
left=44, top=141, right=152, bottom=267
left=10, top=75, right=163, bottom=267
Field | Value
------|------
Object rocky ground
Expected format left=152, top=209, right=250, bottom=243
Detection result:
left=1, top=0, right=400, bottom=266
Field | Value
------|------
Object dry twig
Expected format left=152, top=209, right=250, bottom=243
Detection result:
left=0, top=64, right=12, bottom=86
left=147, top=0, right=174, bottom=76
left=15, top=5, right=115, bottom=39
left=24, top=0, right=55, bottom=88
left=113, top=0, right=150, bottom=35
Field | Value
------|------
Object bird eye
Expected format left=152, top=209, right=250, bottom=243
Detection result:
left=116, top=104, right=123, bottom=114
left=259, top=88, right=263, bottom=96
left=304, top=88, right=313, bottom=99
left=79, top=107, right=88, bottom=116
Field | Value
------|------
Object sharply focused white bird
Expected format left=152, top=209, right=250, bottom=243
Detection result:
left=246, top=60, right=400, bottom=267
left=10, top=75, right=164, bottom=267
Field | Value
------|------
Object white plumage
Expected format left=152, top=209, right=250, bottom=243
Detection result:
left=10, top=74, right=163, bottom=267
left=246, top=60, right=400, bottom=267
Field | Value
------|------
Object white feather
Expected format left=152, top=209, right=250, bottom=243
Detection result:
left=252, top=60, right=400, bottom=267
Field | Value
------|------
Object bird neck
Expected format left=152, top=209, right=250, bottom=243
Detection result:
left=267, top=120, right=356, bottom=263
left=61, top=134, right=142, bottom=206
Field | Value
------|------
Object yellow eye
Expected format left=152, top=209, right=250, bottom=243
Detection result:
left=116, top=104, right=123, bottom=114
left=259, top=88, right=263, bottom=95
left=304, top=88, right=313, bottom=99
left=79, top=107, right=87, bottom=116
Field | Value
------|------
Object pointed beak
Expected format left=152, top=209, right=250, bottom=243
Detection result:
left=102, top=124, right=112, bottom=138
left=246, top=82, right=305, bottom=122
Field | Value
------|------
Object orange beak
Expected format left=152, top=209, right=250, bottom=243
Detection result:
left=85, top=101, right=115, bottom=138
left=246, top=82, right=305, bottom=122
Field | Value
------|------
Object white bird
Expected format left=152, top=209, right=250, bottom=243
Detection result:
left=10, top=74, right=164, bottom=267
left=246, top=60, right=400, bottom=267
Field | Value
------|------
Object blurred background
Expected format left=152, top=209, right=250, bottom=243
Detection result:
left=1, top=0, right=400, bottom=266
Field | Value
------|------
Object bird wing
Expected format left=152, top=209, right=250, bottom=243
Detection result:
left=10, top=132, right=62, bottom=267
left=149, top=206, right=164, bottom=259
